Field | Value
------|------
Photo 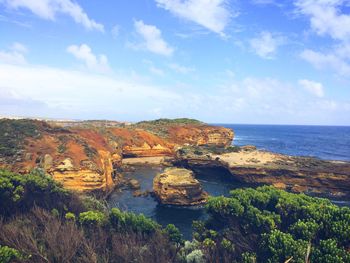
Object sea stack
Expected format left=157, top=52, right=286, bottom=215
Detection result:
left=153, top=167, right=208, bottom=205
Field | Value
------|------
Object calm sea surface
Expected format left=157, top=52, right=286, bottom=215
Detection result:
left=108, top=124, right=350, bottom=239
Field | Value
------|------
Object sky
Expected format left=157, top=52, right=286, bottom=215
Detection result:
left=0, top=0, right=350, bottom=125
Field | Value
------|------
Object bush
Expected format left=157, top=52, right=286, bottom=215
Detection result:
left=165, top=224, right=183, bottom=245
left=110, top=208, right=160, bottom=234
left=0, top=246, right=23, bottom=263
left=79, top=211, right=107, bottom=227
left=259, top=230, right=308, bottom=263
left=185, top=249, right=205, bottom=263
left=311, top=239, right=350, bottom=263
left=65, top=212, right=76, bottom=221
left=194, top=186, right=350, bottom=262
left=0, top=169, right=72, bottom=217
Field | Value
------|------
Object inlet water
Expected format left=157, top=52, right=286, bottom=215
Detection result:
left=107, top=166, right=246, bottom=240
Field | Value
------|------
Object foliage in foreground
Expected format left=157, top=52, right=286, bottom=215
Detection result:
left=194, top=185, right=350, bottom=263
left=0, top=169, right=181, bottom=262
left=1, top=169, right=350, bottom=262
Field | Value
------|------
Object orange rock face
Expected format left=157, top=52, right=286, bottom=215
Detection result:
left=0, top=119, right=234, bottom=192
left=166, top=125, right=234, bottom=146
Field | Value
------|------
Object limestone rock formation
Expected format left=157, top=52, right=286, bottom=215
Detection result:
left=0, top=118, right=234, bottom=192
left=153, top=168, right=208, bottom=205
left=175, top=146, right=350, bottom=198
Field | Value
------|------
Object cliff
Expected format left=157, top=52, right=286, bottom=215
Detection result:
left=175, top=145, right=350, bottom=198
left=0, top=118, right=233, bottom=192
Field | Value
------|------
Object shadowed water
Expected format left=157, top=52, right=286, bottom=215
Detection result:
left=107, top=166, right=247, bottom=240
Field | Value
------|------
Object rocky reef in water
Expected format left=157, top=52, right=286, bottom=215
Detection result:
left=0, top=118, right=233, bottom=193
left=174, top=145, right=350, bottom=198
left=153, top=167, right=208, bottom=205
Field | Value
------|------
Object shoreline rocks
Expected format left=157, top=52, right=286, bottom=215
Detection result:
left=174, top=146, right=350, bottom=198
left=153, top=168, right=208, bottom=205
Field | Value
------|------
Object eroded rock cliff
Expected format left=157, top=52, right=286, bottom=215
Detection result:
left=0, top=118, right=234, bottom=192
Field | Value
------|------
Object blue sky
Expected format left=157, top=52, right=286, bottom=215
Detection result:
left=0, top=0, right=350, bottom=125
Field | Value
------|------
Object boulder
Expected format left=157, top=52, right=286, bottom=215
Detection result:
left=128, top=179, right=141, bottom=190
left=153, top=168, right=208, bottom=205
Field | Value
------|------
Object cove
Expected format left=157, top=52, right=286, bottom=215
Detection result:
left=107, top=165, right=350, bottom=240
left=107, top=166, right=253, bottom=240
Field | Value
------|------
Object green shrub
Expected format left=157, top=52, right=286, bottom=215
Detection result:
left=241, top=252, right=257, bottom=263
left=259, top=230, right=308, bottom=263
left=165, top=224, right=183, bottom=245
left=79, top=210, right=107, bottom=227
left=289, top=219, right=319, bottom=240
left=110, top=208, right=160, bottom=234
left=311, top=239, right=350, bottom=263
left=0, top=246, right=23, bottom=263
left=195, top=186, right=350, bottom=262
left=65, top=212, right=76, bottom=221
left=0, top=169, right=70, bottom=217
left=185, top=249, right=205, bottom=263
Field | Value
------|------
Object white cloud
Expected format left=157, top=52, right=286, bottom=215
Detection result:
left=168, top=63, right=195, bottom=74
left=0, top=63, right=184, bottom=120
left=155, top=0, right=231, bottom=36
left=296, top=0, right=350, bottom=77
left=298, top=79, right=325, bottom=97
left=300, top=48, right=350, bottom=76
left=250, top=31, right=284, bottom=59
left=67, top=44, right=111, bottom=73
left=214, top=77, right=349, bottom=124
left=3, top=0, right=104, bottom=32
left=133, top=20, right=174, bottom=56
left=0, top=61, right=349, bottom=124
left=0, top=42, right=27, bottom=64
left=295, top=0, right=350, bottom=41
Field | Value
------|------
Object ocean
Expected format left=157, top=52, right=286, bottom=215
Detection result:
left=218, top=124, right=350, bottom=161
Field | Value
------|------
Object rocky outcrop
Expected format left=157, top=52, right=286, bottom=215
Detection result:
left=0, top=118, right=233, bottom=192
left=49, top=150, right=118, bottom=193
left=153, top=168, right=208, bottom=205
left=175, top=146, right=350, bottom=198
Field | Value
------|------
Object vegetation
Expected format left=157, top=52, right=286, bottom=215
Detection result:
left=137, top=118, right=203, bottom=126
left=0, top=169, right=75, bottom=217
left=0, top=119, right=41, bottom=157
left=1, top=169, right=349, bottom=262
left=0, top=246, right=23, bottom=263
left=193, top=186, right=350, bottom=262
left=134, top=118, right=204, bottom=138
left=0, top=169, right=180, bottom=262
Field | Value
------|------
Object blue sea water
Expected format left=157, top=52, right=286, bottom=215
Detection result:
left=218, top=124, right=350, bottom=161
